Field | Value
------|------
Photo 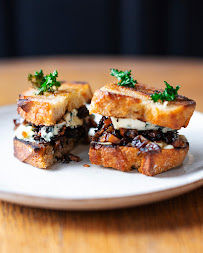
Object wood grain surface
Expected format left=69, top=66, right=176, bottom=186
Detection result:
left=0, top=56, right=202, bottom=253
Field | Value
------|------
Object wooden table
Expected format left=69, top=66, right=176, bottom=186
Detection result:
left=0, top=56, right=202, bottom=253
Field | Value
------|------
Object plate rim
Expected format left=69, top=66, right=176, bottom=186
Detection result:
left=0, top=178, right=202, bottom=210
left=0, top=104, right=202, bottom=210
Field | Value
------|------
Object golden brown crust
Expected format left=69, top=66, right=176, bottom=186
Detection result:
left=63, top=81, right=93, bottom=103
left=89, top=83, right=196, bottom=129
left=17, top=82, right=92, bottom=126
left=89, top=140, right=189, bottom=176
left=13, top=138, right=76, bottom=169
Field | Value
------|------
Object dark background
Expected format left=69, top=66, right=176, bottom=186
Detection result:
left=0, top=0, right=203, bottom=58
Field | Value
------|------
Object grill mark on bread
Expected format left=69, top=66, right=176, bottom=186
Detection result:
left=102, top=83, right=196, bottom=105
left=14, top=137, right=76, bottom=168
left=103, top=91, right=141, bottom=103
left=14, top=137, right=41, bottom=152
left=90, top=83, right=196, bottom=129
left=17, top=98, right=33, bottom=112
left=90, top=90, right=142, bottom=119
left=107, top=83, right=155, bottom=96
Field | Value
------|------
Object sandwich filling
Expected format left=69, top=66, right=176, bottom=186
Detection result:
left=110, top=117, right=172, bottom=133
left=91, top=116, right=188, bottom=153
left=14, top=106, right=96, bottom=144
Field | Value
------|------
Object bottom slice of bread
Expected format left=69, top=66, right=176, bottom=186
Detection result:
left=14, top=137, right=77, bottom=169
left=89, top=141, right=189, bottom=176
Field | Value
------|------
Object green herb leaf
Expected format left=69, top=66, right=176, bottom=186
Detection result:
left=151, top=81, right=180, bottom=103
left=110, top=69, right=137, bottom=88
left=28, top=70, right=61, bottom=95
left=28, top=70, right=45, bottom=89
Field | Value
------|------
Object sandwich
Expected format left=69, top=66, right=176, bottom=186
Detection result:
left=14, top=70, right=95, bottom=169
left=89, top=69, right=196, bottom=176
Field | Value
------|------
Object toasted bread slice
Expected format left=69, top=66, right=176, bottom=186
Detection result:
left=14, top=137, right=76, bottom=169
left=89, top=83, right=196, bottom=130
left=63, top=81, right=93, bottom=103
left=17, top=82, right=92, bottom=126
left=89, top=137, right=189, bottom=176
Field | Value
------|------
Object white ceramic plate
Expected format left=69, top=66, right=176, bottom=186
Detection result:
left=0, top=105, right=202, bottom=210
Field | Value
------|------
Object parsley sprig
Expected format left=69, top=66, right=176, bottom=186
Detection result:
left=110, top=69, right=137, bottom=88
left=151, top=81, right=180, bottom=103
left=28, top=70, right=61, bottom=95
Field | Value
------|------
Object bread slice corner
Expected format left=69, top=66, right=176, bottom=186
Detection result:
left=89, top=82, right=196, bottom=129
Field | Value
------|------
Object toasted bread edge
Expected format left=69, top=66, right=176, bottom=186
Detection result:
left=89, top=142, right=189, bottom=176
left=13, top=138, right=76, bottom=169
left=89, top=89, right=196, bottom=129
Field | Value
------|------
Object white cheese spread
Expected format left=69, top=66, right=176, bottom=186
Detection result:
left=111, top=117, right=173, bottom=133
left=64, top=109, right=83, bottom=128
left=97, top=140, right=174, bottom=149
left=96, top=142, right=112, bottom=145
left=15, top=124, right=35, bottom=141
left=14, top=109, right=84, bottom=142
left=163, top=144, right=174, bottom=149
left=155, top=141, right=174, bottom=149
left=40, top=122, right=66, bottom=142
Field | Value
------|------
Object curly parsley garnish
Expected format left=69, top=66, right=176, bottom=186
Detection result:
left=28, top=70, right=61, bottom=95
left=110, top=69, right=137, bottom=88
left=151, top=81, right=180, bottom=103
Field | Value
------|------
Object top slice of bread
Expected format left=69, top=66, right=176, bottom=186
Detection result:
left=89, top=82, right=196, bottom=130
left=61, top=81, right=93, bottom=103
left=17, top=82, right=92, bottom=126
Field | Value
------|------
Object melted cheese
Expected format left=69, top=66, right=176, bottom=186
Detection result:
left=97, top=141, right=174, bottom=149
left=15, top=124, right=34, bottom=141
left=163, top=144, right=174, bottom=149
left=155, top=141, right=174, bottom=149
left=14, top=109, right=84, bottom=142
left=96, top=142, right=112, bottom=145
left=64, top=109, right=83, bottom=128
left=111, top=117, right=172, bottom=133
left=40, top=122, right=66, bottom=142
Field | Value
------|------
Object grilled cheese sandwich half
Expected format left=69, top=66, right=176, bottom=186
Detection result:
left=14, top=81, right=95, bottom=169
left=89, top=81, right=196, bottom=176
